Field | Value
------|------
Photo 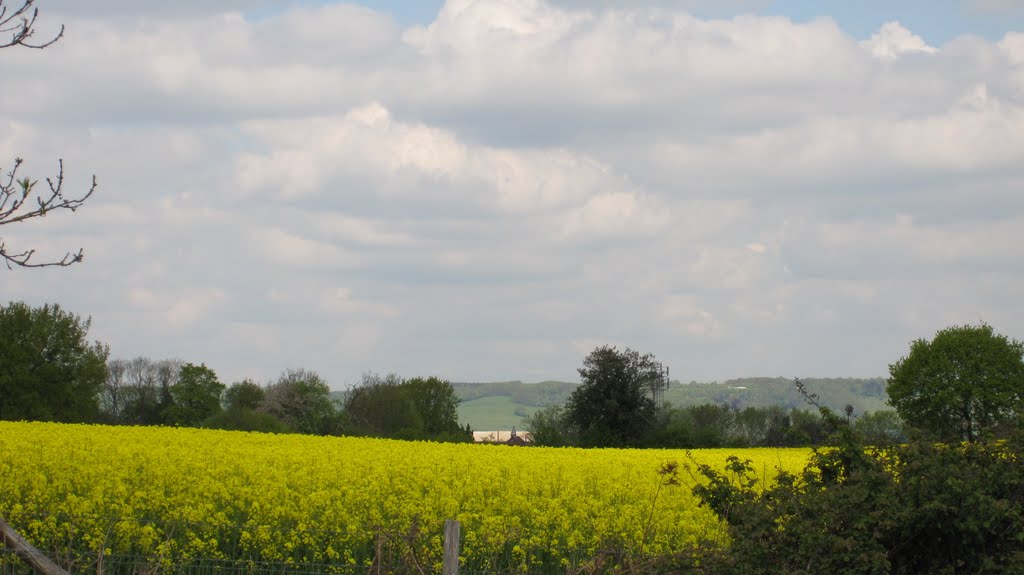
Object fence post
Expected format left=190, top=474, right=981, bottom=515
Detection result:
left=0, top=516, right=70, bottom=575
left=442, top=520, right=460, bottom=575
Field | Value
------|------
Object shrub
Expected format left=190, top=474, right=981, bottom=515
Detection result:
left=688, top=381, right=1024, bottom=575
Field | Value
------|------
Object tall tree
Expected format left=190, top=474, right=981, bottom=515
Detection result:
left=567, top=346, right=663, bottom=447
left=343, top=372, right=422, bottom=438
left=164, top=363, right=224, bottom=426
left=0, top=1, right=95, bottom=269
left=0, top=301, right=108, bottom=422
left=100, top=358, right=129, bottom=422
left=260, top=369, right=338, bottom=435
left=403, top=376, right=462, bottom=436
left=888, top=324, right=1024, bottom=442
left=223, top=378, right=265, bottom=412
left=106, top=357, right=181, bottom=425
left=523, top=404, right=575, bottom=447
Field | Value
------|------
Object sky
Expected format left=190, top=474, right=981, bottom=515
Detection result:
left=3, top=0, right=1024, bottom=389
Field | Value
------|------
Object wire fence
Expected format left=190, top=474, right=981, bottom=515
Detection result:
left=1, top=548, right=568, bottom=575
left=1, top=504, right=712, bottom=575
left=1, top=549, right=371, bottom=575
left=0, top=510, right=440, bottom=575
left=0, top=514, right=620, bottom=575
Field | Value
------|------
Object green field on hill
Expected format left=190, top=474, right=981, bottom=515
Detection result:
left=455, top=377, right=889, bottom=430
left=458, top=396, right=540, bottom=430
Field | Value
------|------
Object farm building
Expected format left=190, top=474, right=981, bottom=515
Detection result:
left=472, top=428, right=533, bottom=445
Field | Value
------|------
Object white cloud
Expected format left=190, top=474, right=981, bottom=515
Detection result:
left=236, top=101, right=632, bottom=222
left=862, top=21, right=939, bottom=60
left=4, top=0, right=1024, bottom=386
left=164, top=290, right=227, bottom=329
left=260, top=228, right=362, bottom=270
left=561, top=191, right=669, bottom=240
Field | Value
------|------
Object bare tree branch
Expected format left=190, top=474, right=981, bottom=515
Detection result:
left=0, top=0, right=63, bottom=49
left=0, top=159, right=97, bottom=269
left=0, top=1, right=94, bottom=269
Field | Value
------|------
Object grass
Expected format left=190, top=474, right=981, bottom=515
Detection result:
left=458, top=396, right=539, bottom=430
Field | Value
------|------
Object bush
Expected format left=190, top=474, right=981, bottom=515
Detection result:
left=688, top=382, right=1024, bottom=575
left=202, top=408, right=290, bottom=433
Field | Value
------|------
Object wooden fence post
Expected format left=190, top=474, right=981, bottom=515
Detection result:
left=0, top=516, right=70, bottom=575
left=442, top=519, right=460, bottom=575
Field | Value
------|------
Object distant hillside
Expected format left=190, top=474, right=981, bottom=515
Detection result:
left=666, top=377, right=889, bottom=413
left=455, top=377, right=888, bottom=431
left=452, top=380, right=576, bottom=431
left=452, top=380, right=578, bottom=406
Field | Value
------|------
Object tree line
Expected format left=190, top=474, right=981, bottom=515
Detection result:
left=0, top=301, right=471, bottom=442
left=528, top=400, right=904, bottom=449
left=526, top=322, right=1024, bottom=450
left=525, top=345, right=903, bottom=449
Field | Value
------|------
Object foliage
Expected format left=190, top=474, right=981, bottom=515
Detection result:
left=887, top=323, right=1024, bottom=442
left=223, top=379, right=265, bottom=412
left=0, top=421, right=811, bottom=574
left=402, top=376, right=463, bottom=437
left=201, top=408, right=289, bottom=434
left=852, top=409, right=905, bottom=445
left=690, top=380, right=1024, bottom=575
left=523, top=404, right=575, bottom=447
left=163, top=363, right=225, bottom=426
left=0, top=301, right=108, bottom=422
left=683, top=403, right=737, bottom=447
left=260, top=369, right=339, bottom=435
left=343, top=373, right=470, bottom=441
left=527, top=398, right=834, bottom=449
left=344, top=372, right=420, bottom=437
left=568, top=345, right=664, bottom=447
left=0, top=1, right=95, bottom=269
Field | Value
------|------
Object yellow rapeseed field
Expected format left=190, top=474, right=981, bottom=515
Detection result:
left=0, top=422, right=811, bottom=573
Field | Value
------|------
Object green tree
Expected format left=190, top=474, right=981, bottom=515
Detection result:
left=223, top=378, right=265, bottom=412
left=164, top=363, right=224, bottom=426
left=342, top=373, right=470, bottom=441
left=202, top=408, right=289, bottom=434
left=260, top=369, right=339, bottom=435
left=0, top=301, right=108, bottom=422
left=203, top=378, right=288, bottom=433
left=786, top=407, right=829, bottom=445
left=523, top=404, right=575, bottom=447
left=343, top=373, right=423, bottom=438
left=567, top=346, right=662, bottom=447
left=684, top=403, right=736, bottom=447
left=0, top=2, right=95, bottom=269
left=403, top=376, right=463, bottom=436
left=853, top=409, right=906, bottom=445
left=887, top=324, right=1024, bottom=442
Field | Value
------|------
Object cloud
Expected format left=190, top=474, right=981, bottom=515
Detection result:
left=3, top=0, right=1024, bottom=386
left=862, top=21, right=938, bottom=60
left=235, top=101, right=638, bottom=224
